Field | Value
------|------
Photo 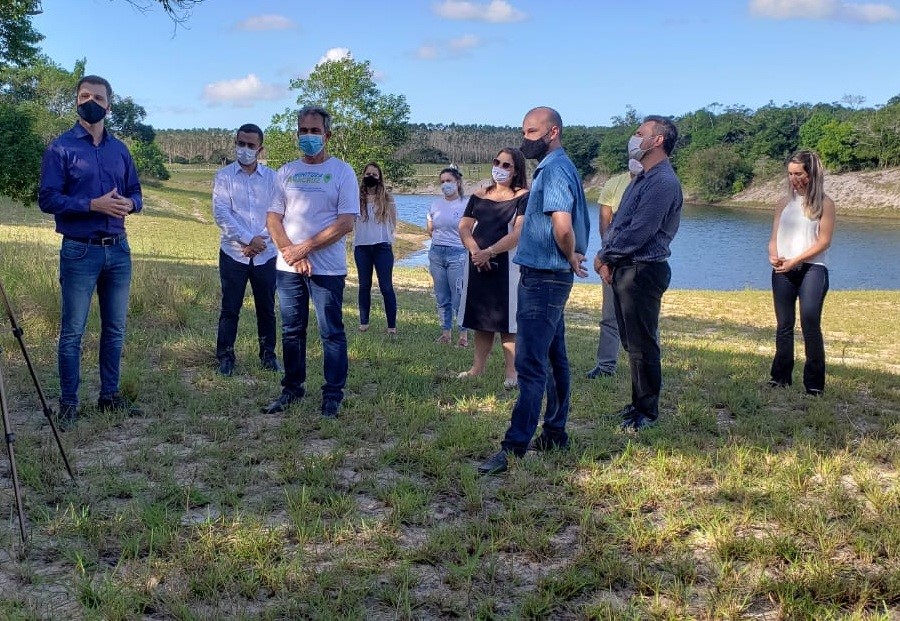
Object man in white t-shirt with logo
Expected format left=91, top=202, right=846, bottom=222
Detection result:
left=263, top=106, right=360, bottom=418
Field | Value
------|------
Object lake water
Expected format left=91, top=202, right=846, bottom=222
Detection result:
left=394, top=194, right=900, bottom=290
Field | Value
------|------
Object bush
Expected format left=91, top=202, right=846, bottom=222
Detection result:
left=0, top=102, right=44, bottom=204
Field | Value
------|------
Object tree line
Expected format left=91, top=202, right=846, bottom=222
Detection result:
left=4, top=1, right=900, bottom=205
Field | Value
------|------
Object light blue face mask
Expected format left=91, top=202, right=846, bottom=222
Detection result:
left=298, top=134, right=325, bottom=157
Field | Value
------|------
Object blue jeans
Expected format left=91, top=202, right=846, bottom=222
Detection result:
left=58, top=236, right=132, bottom=406
left=611, top=261, right=671, bottom=419
left=428, top=244, right=467, bottom=331
left=594, top=277, right=621, bottom=371
left=217, top=251, right=277, bottom=362
left=502, top=267, right=574, bottom=455
left=771, top=264, right=829, bottom=392
left=276, top=271, right=348, bottom=403
left=354, top=243, right=397, bottom=329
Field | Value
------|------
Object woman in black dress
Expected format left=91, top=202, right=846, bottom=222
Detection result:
left=457, top=147, right=529, bottom=388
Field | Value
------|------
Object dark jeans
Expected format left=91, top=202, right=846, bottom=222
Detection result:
left=58, top=236, right=132, bottom=406
left=611, top=261, right=671, bottom=419
left=277, top=271, right=348, bottom=403
left=353, top=243, right=397, bottom=329
left=501, top=267, right=573, bottom=455
left=771, top=264, right=829, bottom=392
left=216, top=251, right=277, bottom=363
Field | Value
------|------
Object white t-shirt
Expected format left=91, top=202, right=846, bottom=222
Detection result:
left=428, top=196, right=467, bottom=248
left=269, top=156, right=360, bottom=275
left=354, top=199, right=396, bottom=247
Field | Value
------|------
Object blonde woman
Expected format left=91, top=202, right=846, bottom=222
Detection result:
left=767, top=150, right=836, bottom=396
left=353, top=162, right=398, bottom=334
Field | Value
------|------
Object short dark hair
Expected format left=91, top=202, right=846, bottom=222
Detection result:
left=236, top=123, right=264, bottom=143
left=298, top=105, right=331, bottom=133
left=644, top=115, right=678, bottom=155
left=76, top=75, right=113, bottom=101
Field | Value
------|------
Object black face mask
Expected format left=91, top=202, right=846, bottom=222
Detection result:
left=363, top=176, right=379, bottom=188
left=520, top=130, right=551, bottom=161
left=77, top=100, right=107, bottom=124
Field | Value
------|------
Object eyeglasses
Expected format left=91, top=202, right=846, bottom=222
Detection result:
left=492, top=159, right=513, bottom=170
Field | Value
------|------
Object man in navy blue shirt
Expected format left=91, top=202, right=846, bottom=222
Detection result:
left=597, top=115, right=683, bottom=431
left=478, top=106, right=590, bottom=475
left=38, top=75, right=143, bottom=429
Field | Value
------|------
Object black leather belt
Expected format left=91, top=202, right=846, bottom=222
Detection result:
left=64, top=234, right=126, bottom=246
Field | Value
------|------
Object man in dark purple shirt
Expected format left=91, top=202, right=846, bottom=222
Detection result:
left=38, top=75, right=143, bottom=429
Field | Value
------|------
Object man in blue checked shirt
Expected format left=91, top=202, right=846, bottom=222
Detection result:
left=597, top=115, right=683, bottom=432
left=39, top=75, right=143, bottom=430
left=478, top=106, right=590, bottom=475
left=212, top=123, right=279, bottom=377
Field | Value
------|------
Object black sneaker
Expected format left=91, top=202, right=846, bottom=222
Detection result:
left=477, top=449, right=509, bottom=475
left=528, top=433, right=570, bottom=452
left=217, top=358, right=235, bottom=377
left=321, top=400, right=341, bottom=419
left=586, top=365, right=614, bottom=379
left=261, top=390, right=303, bottom=414
left=621, top=412, right=658, bottom=432
left=57, top=403, right=79, bottom=431
left=260, top=357, right=281, bottom=372
left=97, top=394, right=144, bottom=417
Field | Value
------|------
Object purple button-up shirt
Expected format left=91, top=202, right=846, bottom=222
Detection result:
left=38, top=122, right=143, bottom=238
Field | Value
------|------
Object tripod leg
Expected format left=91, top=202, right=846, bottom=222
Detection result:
left=0, top=360, right=28, bottom=543
left=0, top=280, right=76, bottom=482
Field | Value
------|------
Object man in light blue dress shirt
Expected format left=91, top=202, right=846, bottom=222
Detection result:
left=212, top=123, right=279, bottom=377
left=479, top=106, right=590, bottom=475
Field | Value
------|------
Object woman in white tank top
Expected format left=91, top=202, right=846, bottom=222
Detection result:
left=766, top=150, right=836, bottom=395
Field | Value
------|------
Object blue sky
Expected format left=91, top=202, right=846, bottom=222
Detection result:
left=32, top=0, right=900, bottom=130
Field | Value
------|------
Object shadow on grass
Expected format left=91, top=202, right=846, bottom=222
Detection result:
left=2, top=230, right=899, bottom=619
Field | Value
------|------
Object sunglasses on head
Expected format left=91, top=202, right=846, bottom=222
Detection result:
left=492, top=159, right=513, bottom=170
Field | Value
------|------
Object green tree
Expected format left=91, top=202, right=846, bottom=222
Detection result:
left=562, top=126, right=602, bottom=178
left=130, top=139, right=170, bottom=180
left=0, top=0, right=43, bottom=70
left=270, top=55, right=412, bottom=183
left=681, top=144, right=751, bottom=202
left=109, top=95, right=156, bottom=143
left=817, top=119, right=858, bottom=172
left=0, top=101, right=43, bottom=203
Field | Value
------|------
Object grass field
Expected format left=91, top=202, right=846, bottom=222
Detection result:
left=0, top=171, right=898, bottom=620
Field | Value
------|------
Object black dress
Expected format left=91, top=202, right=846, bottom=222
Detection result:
left=459, top=192, right=529, bottom=333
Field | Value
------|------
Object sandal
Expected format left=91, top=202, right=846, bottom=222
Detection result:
left=358, top=324, right=370, bottom=332
left=435, top=334, right=451, bottom=344
left=457, top=335, right=469, bottom=348
left=503, top=377, right=518, bottom=390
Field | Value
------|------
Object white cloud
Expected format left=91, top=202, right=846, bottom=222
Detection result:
left=202, top=74, right=288, bottom=107
left=749, top=0, right=899, bottom=22
left=414, top=34, right=484, bottom=60
left=416, top=44, right=440, bottom=60
left=433, top=0, right=527, bottom=22
left=234, top=14, right=298, bottom=31
left=449, top=34, right=481, bottom=50
left=317, top=47, right=352, bottom=65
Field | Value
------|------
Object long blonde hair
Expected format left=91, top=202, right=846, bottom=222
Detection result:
left=787, top=150, right=826, bottom=220
left=359, top=162, right=396, bottom=226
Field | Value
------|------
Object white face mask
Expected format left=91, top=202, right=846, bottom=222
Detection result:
left=236, top=146, right=258, bottom=166
left=628, top=158, right=644, bottom=175
left=491, top=166, right=511, bottom=184
left=440, top=181, right=457, bottom=197
left=627, top=135, right=651, bottom=161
